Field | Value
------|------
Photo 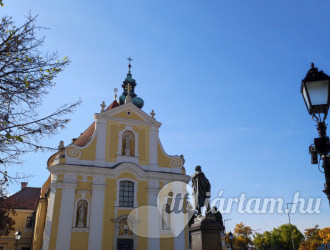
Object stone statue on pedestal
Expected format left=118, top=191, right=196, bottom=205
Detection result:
left=189, top=166, right=224, bottom=250
left=191, top=165, right=211, bottom=215
left=210, top=206, right=224, bottom=229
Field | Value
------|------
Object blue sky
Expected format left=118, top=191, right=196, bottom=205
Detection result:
left=2, top=0, right=330, bottom=232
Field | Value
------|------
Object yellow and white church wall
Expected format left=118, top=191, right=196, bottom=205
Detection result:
left=36, top=91, right=190, bottom=250
left=56, top=101, right=185, bottom=174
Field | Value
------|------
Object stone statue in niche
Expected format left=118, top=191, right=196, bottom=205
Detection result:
left=76, top=200, right=88, bottom=228
left=162, top=204, right=171, bottom=230
left=122, top=131, right=134, bottom=156
left=124, top=134, right=131, bottom=156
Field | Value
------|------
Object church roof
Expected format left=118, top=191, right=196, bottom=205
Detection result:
left=73, top=122, right=95, bottom=147
left=106, top=99, right=119, bottom=110
left=5, top=187, right=41, bottom=210
left=73, top=100, right=119, bottom=147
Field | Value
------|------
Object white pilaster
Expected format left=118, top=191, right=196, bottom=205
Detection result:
left=173, top=182, right=189, bottom=250
left=174, top=229, right=186, bottom=250
left=42, top=187, right=56, bottom=250
left=149, top=126, right=159, bottom=169
left=88, top=175, right=106, bottom=250
left=94, top=117, right=107, bottom=166
left=55, top=175, right=76, bottom=250
left=148, top=180, right=160, bottom=250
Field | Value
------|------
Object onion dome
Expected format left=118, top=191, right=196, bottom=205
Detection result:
left=119, top=58, right=144, bottom=109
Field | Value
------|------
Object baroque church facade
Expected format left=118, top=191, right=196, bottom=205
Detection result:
left=29, top=63, right=190, bottom=250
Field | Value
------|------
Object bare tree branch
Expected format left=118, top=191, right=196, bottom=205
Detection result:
left=0, top=14, right=81, bottom=176
left=0, top=13, right=81, bottom=236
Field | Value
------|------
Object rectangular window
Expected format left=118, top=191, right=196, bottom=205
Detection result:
left=119, top=181, right=134, bottom=207
left=26, top=216, right=33, bottom=228
left=117, top=239, right=133, bottom=250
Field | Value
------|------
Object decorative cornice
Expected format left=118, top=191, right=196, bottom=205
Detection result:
left=50, top=182, right=77, bottom=189
left=72, top=228, right=90, bottom=233
left=95, top=102, right=162, bottom=127
left=48, top=163, right=190, bottom=183
left=91, top=184, right=106, bottom=190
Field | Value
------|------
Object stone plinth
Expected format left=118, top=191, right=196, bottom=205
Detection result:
left=189, top=213, right=224, bottom=250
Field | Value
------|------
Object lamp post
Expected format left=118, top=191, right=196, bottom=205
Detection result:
left=223, top=219, right=232, bottom=233
left=286, top=203, right=296, bottom=250
left=14, top=230, right=21, bottom=250
left=228, top=231, right=234, bottom=250
left=301, top=63, right=330, bottom=205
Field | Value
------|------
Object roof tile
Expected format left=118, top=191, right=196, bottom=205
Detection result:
left=6, top=187, right=41, bottom=210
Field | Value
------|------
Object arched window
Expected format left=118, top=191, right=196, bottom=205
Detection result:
left=119, top=181, right=134, bottom=207
left=121, top=131, right=135, bottom=156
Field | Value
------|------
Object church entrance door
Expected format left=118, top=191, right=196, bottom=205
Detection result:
left=117, top=239, right=133, bottom=250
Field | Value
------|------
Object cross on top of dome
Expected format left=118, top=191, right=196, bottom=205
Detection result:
left=119, top=58, right=144, bottom=109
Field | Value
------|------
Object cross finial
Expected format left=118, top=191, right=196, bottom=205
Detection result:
left=100, top=101, right=106, bottom=112
left=150, top=109, right=155, bottom=118
left=125, top=83, right=132, bottom=95
left=127, top=57, right=133, bottom=72
left=125, top=83, right=132, bottom=103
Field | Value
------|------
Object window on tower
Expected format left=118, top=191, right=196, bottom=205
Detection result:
left=119, top=181, right=134, bottom=207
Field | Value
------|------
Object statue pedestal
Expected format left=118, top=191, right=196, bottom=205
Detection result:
left=189, top=213, right=224, bottom=250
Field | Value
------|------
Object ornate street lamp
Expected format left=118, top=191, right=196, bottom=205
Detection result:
left=228, top=231, right=234, bottom=249
left=14, top=230, right=21, bottom=250
left=301, top=63, right=330, bottom=205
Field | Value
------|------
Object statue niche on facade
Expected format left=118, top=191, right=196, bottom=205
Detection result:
left=122, top=131, right=134, bottom=156
left=191, top=165, right=211, bottom=215
left=76, top=200, right=87, bottom=228
left=124, top=134, right=131, bottom=156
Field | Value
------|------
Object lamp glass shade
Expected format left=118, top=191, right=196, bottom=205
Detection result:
left=302, top=79, right=330, bottom=114
left=228, top=232, right=233, bottom=240
left=15, top=230, right=21, bottom=240
left=307, top=80, right=329, bottom=105
left=302, top=86, right=310, bottom=111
